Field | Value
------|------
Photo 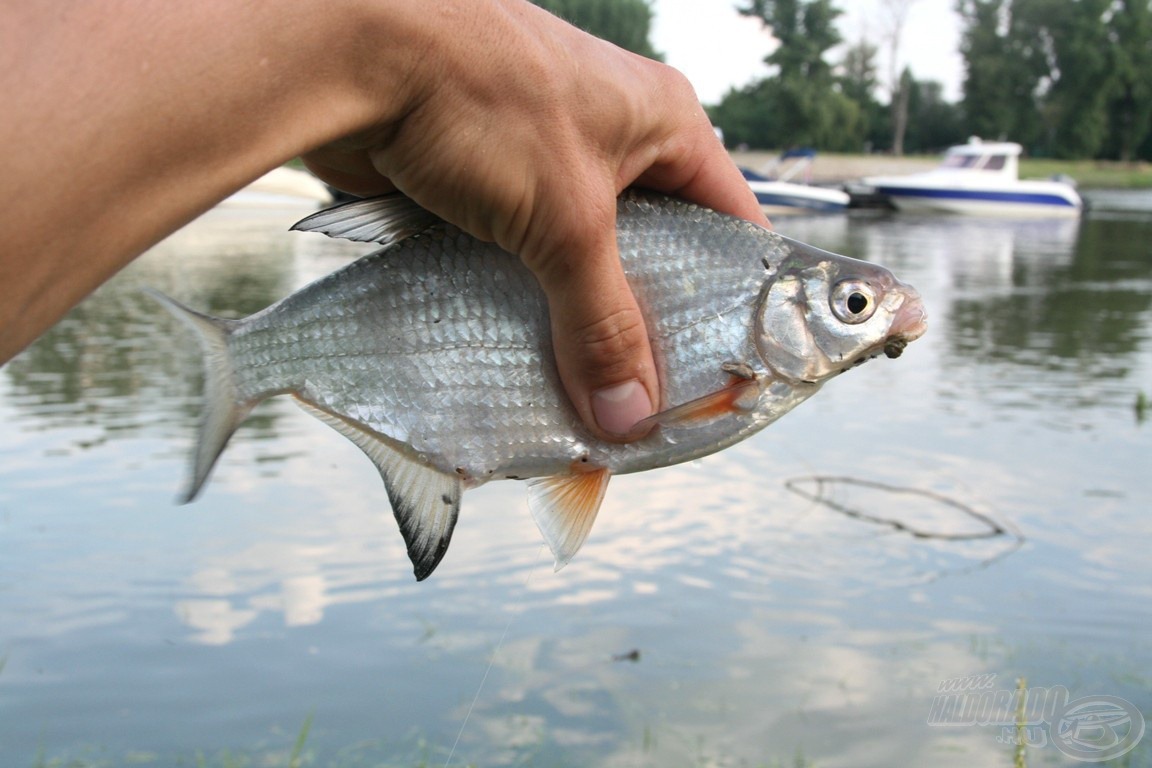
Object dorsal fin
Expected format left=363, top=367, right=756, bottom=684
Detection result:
left=294, top=399, right=461, bottom=581
left=527, top=467, right=612, bottom=571
left=290, top=194, right=440, bottom=247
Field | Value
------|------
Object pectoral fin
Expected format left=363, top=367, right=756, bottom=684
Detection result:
left=627, top=376, right=761, bottom=437
left=527, top=467, right=611, bottom=571
left=295, top=400, right=460, bottom=581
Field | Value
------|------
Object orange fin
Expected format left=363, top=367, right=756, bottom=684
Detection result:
left=527, top=467, right=611, bottom=571
left=627, top=377, right=761, bottom=437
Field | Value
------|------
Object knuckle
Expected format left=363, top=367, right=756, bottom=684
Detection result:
left=568, top=305, right=648, bottom=377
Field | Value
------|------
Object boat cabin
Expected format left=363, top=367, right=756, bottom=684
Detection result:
left=938, top=140, right=1022, bottom=179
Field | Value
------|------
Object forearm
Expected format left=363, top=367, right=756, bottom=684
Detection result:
left=2, top=0, right=766, bottom=441
left=0, top=0, right=418, bottom=363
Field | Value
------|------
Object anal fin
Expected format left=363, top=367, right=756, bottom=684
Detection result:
left=527, top=467, right=611, bottom=571
left=295, top=399, right=460, bottom=581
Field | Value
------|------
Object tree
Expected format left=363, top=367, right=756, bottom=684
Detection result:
left=1017, top=0, right=1113, bottom=158
left=708, top=81, right=777, bottom=148
left=708, top=77, right=863, bottom=151
left=533, top=0, right=662, bottom=60
left=1104, top=0, right=1152, bottom=161
left=739, top=0, right=844, bottom=82
left=715, top=0, right=862, bottom=150
left=839, top=37, right=880, bottom=105
left=838, top=37, right=890, bottom=151
left=902, top=78, right=967, bottom=153
left=891, top=66, right=913, bottom=155
left=881, top=0, right=919, bottom=155
left=957, top=0, right=1047, bottom=147
left=957, top=0, right=1152, bottom=160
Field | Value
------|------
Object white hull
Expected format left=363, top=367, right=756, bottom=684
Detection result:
left=746, top=180, right=849, bottom=214
left=863, top=140, right=1083, bottom=219
left=882, top=190, right=1082, bottom=218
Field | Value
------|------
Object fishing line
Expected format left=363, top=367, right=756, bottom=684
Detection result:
left=442, top=543, right=547, bottom=768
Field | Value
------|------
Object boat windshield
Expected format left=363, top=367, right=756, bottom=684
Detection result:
left=942, top=154, right=979, bottom=169
left=941, top=153, right=1008, bottom=171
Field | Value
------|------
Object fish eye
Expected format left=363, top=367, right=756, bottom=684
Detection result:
left=831, top=280, right=877, bottom=324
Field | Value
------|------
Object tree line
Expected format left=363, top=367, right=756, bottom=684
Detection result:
left=536, top=0, right=1152, bottom=160
left=959, top=0, right=1151, bottom=161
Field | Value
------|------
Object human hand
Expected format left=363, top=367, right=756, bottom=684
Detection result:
left=302, top=0, right=768, bottom=441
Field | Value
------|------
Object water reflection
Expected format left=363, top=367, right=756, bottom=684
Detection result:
left=2, top=203, right=1150, bottom=766
left=2, top=207, right=370, bottom=442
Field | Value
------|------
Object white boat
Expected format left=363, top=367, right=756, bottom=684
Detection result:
left=741, top=149, right=850, bottom=215
left=863, top=139, right=1082, bottom=218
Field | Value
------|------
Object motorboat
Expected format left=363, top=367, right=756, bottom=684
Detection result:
left=862, top=139, right=1082, bottom=218
left=740, top=149, right=850, bottom=215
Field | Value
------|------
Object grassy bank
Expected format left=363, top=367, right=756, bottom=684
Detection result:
left=1018, top=158, right=1152, bottom=189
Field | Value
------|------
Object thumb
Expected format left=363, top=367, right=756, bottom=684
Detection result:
left=527, top=222, right=658, bottom=442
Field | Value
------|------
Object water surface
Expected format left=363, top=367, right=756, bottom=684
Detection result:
left=1, top=202, right=1149, bottom=766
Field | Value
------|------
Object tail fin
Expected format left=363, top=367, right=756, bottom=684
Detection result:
left=144, top=289, right=252, bottom=503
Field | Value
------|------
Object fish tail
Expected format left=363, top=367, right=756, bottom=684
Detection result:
left=144, top=289, right=251, bottom=503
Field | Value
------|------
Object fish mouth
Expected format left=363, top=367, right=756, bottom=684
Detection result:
left=882, top=294, right=928, bottom=359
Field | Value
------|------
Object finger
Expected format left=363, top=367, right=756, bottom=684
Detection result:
left=524, top=204, right=658, bottom=442
left=639, top=133, right=769, bottom=228
left=616, top=71, right=770, bottom=228
left=655, top=140, right=771, bottom=228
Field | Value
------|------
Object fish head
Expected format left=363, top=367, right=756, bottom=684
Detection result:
left=755, top=238, right=927, bottom=384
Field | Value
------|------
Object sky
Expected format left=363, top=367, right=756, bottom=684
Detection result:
left=650, top=0, right=965, bottom=105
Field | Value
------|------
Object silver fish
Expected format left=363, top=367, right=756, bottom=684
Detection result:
left=150, top=192, right=926, bottom=580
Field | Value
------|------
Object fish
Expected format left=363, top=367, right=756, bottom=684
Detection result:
left=148, top=191, right=926, bottom=580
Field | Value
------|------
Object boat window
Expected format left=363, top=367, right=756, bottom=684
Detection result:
left=942, top=154, right=980, bottom=169
left=983, top=154, right=1007, bottom=171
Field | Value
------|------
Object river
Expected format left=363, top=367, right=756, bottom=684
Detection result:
left=1, top=198, right=1149, bottom=766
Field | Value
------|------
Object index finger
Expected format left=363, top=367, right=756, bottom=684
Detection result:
left=653, top=137, right=771, bottom=229
left=616, top=77, right=769, bottom=229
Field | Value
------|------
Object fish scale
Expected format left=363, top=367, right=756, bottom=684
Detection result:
left=149, top=191, right=926, bottom=580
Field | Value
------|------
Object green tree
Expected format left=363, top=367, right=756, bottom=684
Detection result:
left=712, top=0, right=862, bottom=150
left=708, top=81, right=777, bottom=148
left=1017, top=0, right=1113, bottom=158
left=838, top=37, right=890, bottom=151
left=1104, top=0, right=1152, bottom=161
left=740, top=0, right=843, bottom=81
left=902, top=78, right=967, bottom=153
left=839, top=37, right=880, bottom=105
left=533, top=0, right=662, bottom=60
left=709, top=78, right=863, bottom=152
left=956, top=0, right=1047, bottom=147
left=958, top=0, right=1152, bottom=160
